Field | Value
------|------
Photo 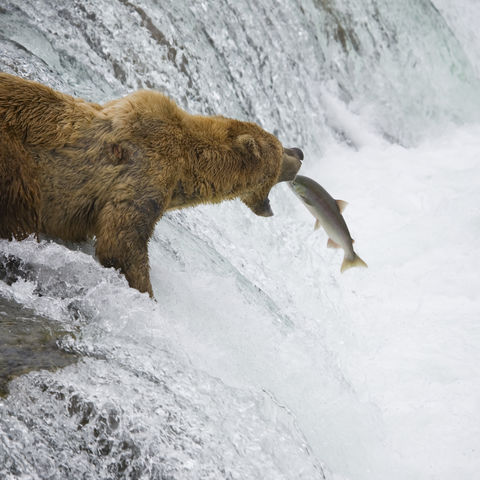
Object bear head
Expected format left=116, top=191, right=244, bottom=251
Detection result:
left=222, top=119, right=303, bottom=217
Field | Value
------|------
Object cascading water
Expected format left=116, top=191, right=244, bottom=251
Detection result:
left=1, top=1, right=480, bottom=479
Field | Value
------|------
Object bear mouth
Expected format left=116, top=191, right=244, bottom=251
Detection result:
left=253, top=197, right=274, bottom=217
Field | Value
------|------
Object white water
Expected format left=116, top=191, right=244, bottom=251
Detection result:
left=1, top=1, right=480, bottom=479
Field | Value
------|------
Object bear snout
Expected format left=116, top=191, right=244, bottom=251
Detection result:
left=285, top=147, right=304, bottom=161
left=278, top=147, right=303, bottom=182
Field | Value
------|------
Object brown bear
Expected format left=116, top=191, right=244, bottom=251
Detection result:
left=0, top=73, right=303, bottom=296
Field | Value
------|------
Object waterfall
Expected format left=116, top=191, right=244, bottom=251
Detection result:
left=1, top=1, right=480, bottom=479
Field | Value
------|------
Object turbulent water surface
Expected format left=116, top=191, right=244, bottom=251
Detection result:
left=1, top=1, right=480, bottom=479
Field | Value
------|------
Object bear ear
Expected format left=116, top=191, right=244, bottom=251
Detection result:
left=234, top=134, right=261, bottom=164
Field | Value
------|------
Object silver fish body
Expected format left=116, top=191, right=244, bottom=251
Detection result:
left=289, top=175, right=367, bottom=272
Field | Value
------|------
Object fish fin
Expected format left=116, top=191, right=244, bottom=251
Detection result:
left=314, top=219, right=321, bottom=230
left=327, top=238, right=341, bottom=249
left=336, top=200, right=348, bottom=213
left=341, top=252, right=368, bottom=272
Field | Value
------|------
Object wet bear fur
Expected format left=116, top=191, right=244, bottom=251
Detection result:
left=0, top=73, right=302, bottom=296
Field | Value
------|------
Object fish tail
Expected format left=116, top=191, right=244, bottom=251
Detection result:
left=341, top=252, right=368, bottom=273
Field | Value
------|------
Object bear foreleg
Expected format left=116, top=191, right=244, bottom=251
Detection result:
left=95, top=198, right=163, bottom=297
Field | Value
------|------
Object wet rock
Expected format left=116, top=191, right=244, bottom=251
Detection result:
left=0, top=295, right=78, bottom=396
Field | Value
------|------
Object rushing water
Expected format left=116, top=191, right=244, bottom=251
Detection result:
left=1, top=1, right=480, bottom=479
